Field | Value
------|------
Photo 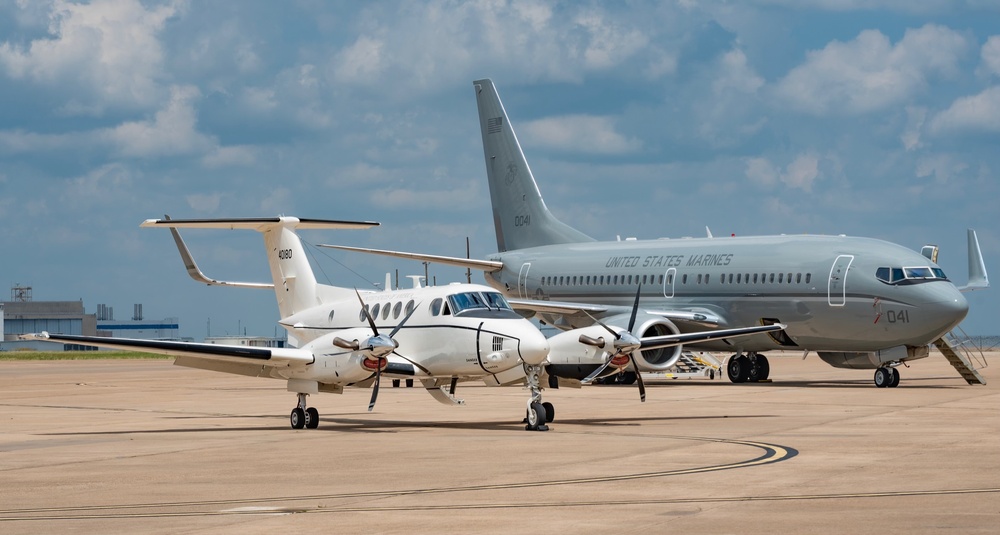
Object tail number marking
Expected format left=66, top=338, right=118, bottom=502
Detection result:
left=278, top=249, right=293, bottom=260
left=514, top=215, right=531, bottom=227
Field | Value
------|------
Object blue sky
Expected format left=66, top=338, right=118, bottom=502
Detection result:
left=0, top=0, right=997, bottom=339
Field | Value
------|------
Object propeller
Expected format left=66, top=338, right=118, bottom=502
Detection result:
left=335, top=290, right=421, bottom=412
left=578, top=285, right=646, bottom=402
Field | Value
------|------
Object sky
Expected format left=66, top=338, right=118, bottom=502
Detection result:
left=0, top=0, right=997, bottom=340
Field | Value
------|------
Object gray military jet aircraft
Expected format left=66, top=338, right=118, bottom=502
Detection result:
left=326, top=79, right=989, bottom=388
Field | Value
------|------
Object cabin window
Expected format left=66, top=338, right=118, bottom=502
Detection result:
left=805, top=273, right=812, bottom=284
left=666, top=274, right=673, bottom=284
left=745, top=273, right=750, bottom=283
left=328, top=310, right=335, bottom=324
left=429, top=298, right=443, bottom=316
left=736, top=273, right=741, bottom=284
left=728, top=274, right=734, bottom=284
left=778, top=273, right=784, bottom=283
left=682, top=274, right=688, bottom=284
left=359, top=305, right=370, bottom=322
left=371, top=303, right=381, bottom=319
left=697, top=274, right=703, bottom=284
left=382, top=303, right=392, bottom=320
left=405, top=300, right=415, bottom=316
left=753, top=274, right=758, bottom=284
left=796, top=273, right=802, bottom=284
left=658, top=274, right=664, bottom=284
left=392, top=301, right=402, bottom=319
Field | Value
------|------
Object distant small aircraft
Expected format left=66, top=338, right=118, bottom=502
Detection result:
left=24, top=216, right=782, bottom=431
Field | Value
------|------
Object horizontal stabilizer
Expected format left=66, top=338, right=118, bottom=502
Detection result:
left=320, top=244, right=504, bottom=272
left=20, top=332, right=315, bottom=365
left=141, top=216, right=379, bottom=231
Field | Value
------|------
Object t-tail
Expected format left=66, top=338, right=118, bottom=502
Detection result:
left=474, top=79, right=594, bottom=252
left=141, top=217, right=379, bottom=319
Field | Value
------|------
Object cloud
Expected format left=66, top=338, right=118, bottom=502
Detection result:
left=773, top=24, right=969, bottom=115
left=0, top=0, right=179, bottom=113
left=901, top=106, right=927, bottom=150
left=980, top=35, right=1000, bottom=77
left=186, top=193, right=222, bottom=213
left=520, top=115, right=641, bottom=154
left=201, top=145, right=256, bottom=168
left=378, top=179, right=481, bottom=210
left=103, top=85, right=215, bottom=157
left=915, top=153, right=969, bottom=184
left=929, top=86, right=1000, bottom=133
left=744, top=153, right=820, bottom=191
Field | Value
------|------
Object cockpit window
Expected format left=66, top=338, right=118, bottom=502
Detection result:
left=876, top=266, right=949, bottom=285
left=446, top=291, right=518, bottom=318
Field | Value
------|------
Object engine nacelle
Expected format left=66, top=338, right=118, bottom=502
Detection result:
left=817, top=345, right=930, bottom=369
left=300, top=329, right=383, bottom=383
left=629, top=315, right=683, bottom=371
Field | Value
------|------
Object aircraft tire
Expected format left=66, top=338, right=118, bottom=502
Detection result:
left=754, top=355, right=770, bottom=381
left=888, top=368, right=900, bottom=388
left=727, top=356, right=749, bottom=383
left=305, top=407, right=320, bottom=429
left=526, top=402, right=549, bottom=431
left=542, top=402, right=555, bottom=423
left=290, top=408, right=306, bottom=429
left=874, top=367, right=890, bottom=388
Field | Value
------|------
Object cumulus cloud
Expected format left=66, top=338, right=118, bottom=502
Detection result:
left=901, top=106, right=926, bottom=150
left=744, top=153, right=821, bottom=191
left=103, top=85, right=215, bottom=158
left=773, top=24, right=969, bottom=115
left=929, top=86, right=1000, bottom=133
left=980, top=35, right=1000, bottom=77
left=520, top=115, right=641, bottom=155
left=0, top=0, right=179, bottom=113
left=915, top=153, right=969, bottom=184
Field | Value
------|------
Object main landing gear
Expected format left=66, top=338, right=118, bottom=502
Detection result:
left=290, top=392, right=320, bottom=429
left=873, top=366, right=900, bottom=388
left=524, top=364, right=554, bottom=431
left=727, top=353, right=770, bottom=383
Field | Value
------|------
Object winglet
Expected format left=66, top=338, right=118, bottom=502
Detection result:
left=960, top=228, right=989, bottom=292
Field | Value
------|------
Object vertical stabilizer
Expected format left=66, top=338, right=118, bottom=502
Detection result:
left=473, top=79, right=594, bottom=252
left=962, top=228, right=989, bottom=291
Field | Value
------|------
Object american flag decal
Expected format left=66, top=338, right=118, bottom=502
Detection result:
left=487, top=116, right=503, bottom=134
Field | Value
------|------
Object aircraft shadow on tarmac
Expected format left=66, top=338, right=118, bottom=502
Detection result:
left=38, top=414, right=776, bottom=435
left=635, top=376, right=969, bottom=389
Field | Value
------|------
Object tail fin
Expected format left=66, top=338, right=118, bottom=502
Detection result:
left=473, top=79, right=594, bottom=252
left=141, top=217, right=378, bottom=318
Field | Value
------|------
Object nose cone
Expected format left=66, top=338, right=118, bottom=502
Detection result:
left=518, top=324, right=550, bottom=366
left=922, top=283, right=969, bottom=338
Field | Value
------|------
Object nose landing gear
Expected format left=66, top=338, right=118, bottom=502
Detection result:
left=874, top=366, right=900, bottom=388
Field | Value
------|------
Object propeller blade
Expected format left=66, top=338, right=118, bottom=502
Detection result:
left=581, top=359, right=614, bottom=384
left=367, top=365, right=382, bottom=412
left=581, top=309, right=620, bottom=340
left=627, top=284, right=641, bottom=332
left=388, top=301, right=420, bottom=339
left=355, top=289, right=379, bottom=335
left=392, top=350, right=431, bottom=375
left=629, top=354, right=646, bottom=403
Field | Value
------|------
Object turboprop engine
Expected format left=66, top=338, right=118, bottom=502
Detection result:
left=600, top=312, right=684, bottom=372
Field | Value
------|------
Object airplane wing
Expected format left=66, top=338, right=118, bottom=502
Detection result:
left=19, top=332, right=315, bottom=367
left=319, top=244, right=504, bottom=272
left=508, top=298, right=722, bottom=328
left=639, top=324, right=786, bottom=351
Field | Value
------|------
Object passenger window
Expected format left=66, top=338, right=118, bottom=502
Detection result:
left=753, top=274, right=758, bottom=284
left=736, top=273, right=741, bottom=284
left=382, top=303, right=391, bottom=320
left=682, top=274, right=688, bottom=284
left=805, top=273, right=812, bottom=284
left=769, top=273, right=775, bottom=283
left=392, top=301, right=402, bottom=319
left=787, top=273, right=793, bottom=284
left=658, top=274, right=664, bottom=284
left=405, top=300, right=415, bottom=316
left=358, top=305, right=368, bottom=322
left=728, top=274, right=734, bottom=284
left=796, top=273, right=801, bottom=284
left=371, top=303, right=381, bottom=319
left=778, top=273, right=784, bottom=283
left=430, top=298, right=443, bottom=316
left=697, top=274, right=703, bottom=284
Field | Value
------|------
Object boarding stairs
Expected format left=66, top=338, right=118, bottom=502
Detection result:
left=933, top=326, right=988, bottom=385
left=643, top=351, right=722, bottom=380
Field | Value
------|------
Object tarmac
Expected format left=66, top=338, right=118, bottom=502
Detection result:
left=1, top=351, right=998, bottom=534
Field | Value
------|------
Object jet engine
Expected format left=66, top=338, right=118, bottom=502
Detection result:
left=626, top=314, right=684, bottom=371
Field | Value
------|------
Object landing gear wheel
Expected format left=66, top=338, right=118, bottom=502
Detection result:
left=874, top=367, right=891, bottom=388
left=728, top=355, right=750, bottom=383
left=526, top=402, right=549, bottom=431
left=290, top=407, right=305, bottom=429
left=888, top=368, right=900, bottom=388
left=305, top=407, right=319, bottom=429
left=754, top=355, right=770, bottom=381
left=542, top=401, right=555, bottom=423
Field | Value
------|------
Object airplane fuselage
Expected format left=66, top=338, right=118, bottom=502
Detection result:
left=485, top=234, right=968, bottom=353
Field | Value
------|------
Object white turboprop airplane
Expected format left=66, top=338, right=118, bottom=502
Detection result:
left=323, top=78, right=989, bottom=389
left=24, top=216, right=784, bottom=431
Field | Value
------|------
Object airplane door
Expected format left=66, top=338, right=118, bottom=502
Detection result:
left=828, top=255, right=854, bottom=306
left=517, top=263, right=531, bottom=298
left=663, top=268, right=676, bottom=298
